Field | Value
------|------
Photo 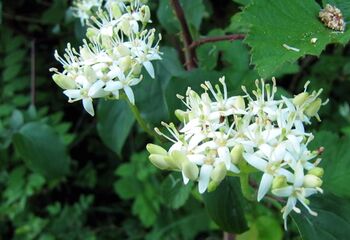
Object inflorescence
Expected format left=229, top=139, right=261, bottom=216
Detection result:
left=147, top=77, right=326, bottom=229
left=51, top=0, right=161, bottom=116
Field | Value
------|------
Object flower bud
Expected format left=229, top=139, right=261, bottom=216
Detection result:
left=119, top=56, right=132, bottom=72
left=146, top=143, right=167, bottom=155
left=52, top=74, right=75, bottom=90
left=182, top=161, right=199, bottom=180
left=132, top=64, right=142, bottom=75
left=308, top=167, right=324, bottom=178
left=149, top=154, right=170, bottom=170
left=272, top=175, right=287, bottom=190
left=234, top=96, right=245, bottom=110
left=207, top=180, right=219, bottom=192
left=110, top=2, right=122, bottom=18
left=305, top=98, right=322, bottom=117
left=303, top=174, right=323, bottom=188
left=175, top=109, right=189, bottom=122
left=140, top=5, right=151, bottom=23
left=211, top=162, right=227, bottom=183
left=86, top=28, right=98, bottom=39
left=116, top=44, right=130, bottom=57
left=293, top=92, right=309, bottom=106
left=170, top=150, right=188, bottom=169
left=231, top=144, right=244, bottom=165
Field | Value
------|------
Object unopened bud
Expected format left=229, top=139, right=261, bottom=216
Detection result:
left=132, top=64, right=142, bottom=75
left=293, top=92, right=309, bottom=106
left=207, top=180, right=219, bottom=192
left=171, top=150, right=188, bottom=169
left=175, top=109, right=188, bottom=122
left=110, top=2, right=122, bottom=18
left=308, top=167, right=324, bottom=178
left=182, top=161, right=199, bottom=180
left=211, top=162, right=227, bottom=183
left=52, top=74, right=75, bottom=90
left=149, top=154, right=169, bottom=170
left=305, top=98, right=322, bottom=117
left=86, top=28, right=98, bottom=39
left=146, top=143, right=167, bottom=155
left=303, top=174, right=323, bottom=188
left=231, top=144, right=244, bottom=165
left=117, top=44, right=130, bottom=57
left=272, top=175, right=287, bottom=189
left=119, top=56, right=131, bottom=72
left=234, top=96, right=245, bottom=110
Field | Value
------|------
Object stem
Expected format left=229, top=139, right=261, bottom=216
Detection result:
left=30, top=39, right=36, bottom=106
left=170, top=0, right=197, bottom=70
left=123, top=95, right=160, bottom=141
left=240, top=173, right=255, bottom=201
left=190, top=34, right=245, bottom=49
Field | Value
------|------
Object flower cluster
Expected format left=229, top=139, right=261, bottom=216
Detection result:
left=51, top=0, right=161, bottom=116
left=147, top=77, right=326, bottom=229
left=319, top=4, right=345, bottom=32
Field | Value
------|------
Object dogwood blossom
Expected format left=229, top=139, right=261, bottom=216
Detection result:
left=51, top=0, right=161, bottom=116
left=147, top=77, right=326, bottom=229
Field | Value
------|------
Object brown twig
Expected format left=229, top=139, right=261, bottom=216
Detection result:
left=170, top=0, right=197, bottom=70
left=30, top=40, right=36, bottom=106
left=190, top=34, right=245, bottom=49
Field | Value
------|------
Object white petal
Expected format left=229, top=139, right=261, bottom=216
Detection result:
left=107, top=67, right=123, bottom=80
left=259, top=144, right=272, bottom=159
left=189, top=134, right=206, bottom=150
left=143, top=61, right=155, bottom=78
left=182, top=171, right=190, bottom=184
left=63, top=89, right=82, bottom=100
left=88, top=80, right=105, bottom=97
left=243, top=153, right=267, bottom=172
left=283, top=197, right=297, bottom=230
left=82, top=98, right=94, bottom=116
left=187, top=154, right=205, bottom=165
left=272, top=186, right=293, bottom=197
left=293, top=161, right=304, bottom=187
left=257, top=173, right=273, bottom=201
left=229, top=163, right=240, bottom=173
left=124, top=85, right=135, bottom=104
left=273, top=143, right=286, bottom=162
left=198, top=165, right=213, bottom=194
left=278, top=168, right=294, bottom=182
left=218, top=146, right=231, bottom=169
left=105, top=81, right=123, bottom=91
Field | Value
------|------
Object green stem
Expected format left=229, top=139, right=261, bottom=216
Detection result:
left=122, top=95, right=160, bottom=141
left=240, top=173, right=255, bottom=201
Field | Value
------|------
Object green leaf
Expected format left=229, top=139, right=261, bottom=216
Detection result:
left=203, top=177, right=248, bottom=233
left=242, top=0, right=350, bottom=77
left=97, top=100, right=135, bottom=155
left=160, top=173, right=193, bottom=209
left=13, top=122, right=70, bottom=179
left=292, top=194, right=350, bottom=240
left=309, top=131, right=350, bottom=199
left=157, top=0, right=206, bottom=33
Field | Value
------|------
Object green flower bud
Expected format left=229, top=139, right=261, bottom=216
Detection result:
left=149, top=154, right=170, bottom=170
left=230, top=144, right=244, bottom=165
left=170, top=150, right=188, bottom=169
left=117, top=45, right=131, bottom=57
left=303, top=174, right=323, bottom=188
left=175, top=109, right=188, bottom=122
left=110, top=2, right=122, bottom=18
left=293, top=92, right=309, bottom=106
left=132, top=64, right=142, bottom=75
left=146, top=143, right=167, bottom=155
left=211, top=162, right=227, bottom=183
left=119, top=56, right=132, bottom=72
left=207, top=180, right=219, bottom=192
left=234, top=96, right=245, bottom=110
left=86, top=28, right=98, bottom=39
left=182, top=161, right=199, bottom=180
left=308, top=167, right=324, bottom=178
left=305, top=98, right=322, bottom=117
left=272, top=175, right=287, bottom=190
left=52, top=74, right=75, bottom=90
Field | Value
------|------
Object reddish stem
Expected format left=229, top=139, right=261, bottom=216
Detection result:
left=190, top=34, right=245, bottom=49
